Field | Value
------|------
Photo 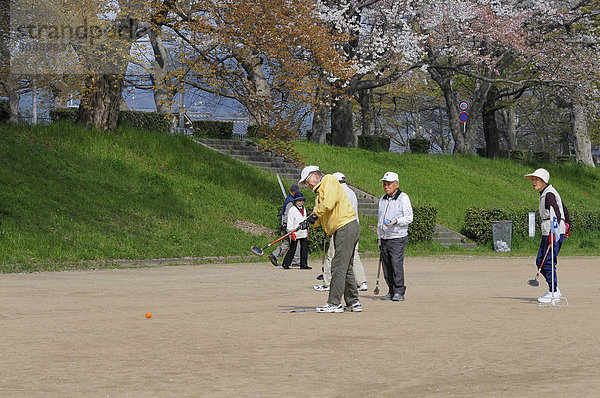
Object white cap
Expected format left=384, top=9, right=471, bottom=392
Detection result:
left=524, top=168, right=550, bottom=184
left=380, top=171, right=399, bottom=182
left=332, top=172, right=346, bottom=183
left=299, top=165, right=320, bottom=184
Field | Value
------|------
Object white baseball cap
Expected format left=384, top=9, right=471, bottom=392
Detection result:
left=332, top=172, right=346, bottom=183
left=380, top=171, right=399, bottom=182
left=299, top=165, right=320, bottom=184
left=524, top=168, right=550, bottom=184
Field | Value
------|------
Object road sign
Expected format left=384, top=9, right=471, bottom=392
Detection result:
left=459, top=101, right=470, bottom=111
left=459, top=111, right=469, bottom=123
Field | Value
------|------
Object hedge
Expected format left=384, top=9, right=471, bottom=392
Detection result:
left=408, top=205, right=438, bottom=242
left=49, top=108, right=78, bottom=123
left=0, top=101, right=9, bottom=123
left=465, top=206, right=600, bottom=244
left=464, top=207, right=535, bottom=244
left=193, top=120, right=233, bottom=139
left=570, top=209, right=600, bottom=232
left=531, top=151, right=554, bottom=164
left=409, top=138, right=430, bottom=154
left=358, top=135, right=390, bottom=152
left=50, top=109, right=172, bottom=132
left=118, top=110, right=172, bottom=133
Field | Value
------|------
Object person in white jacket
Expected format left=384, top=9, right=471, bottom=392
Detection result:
left=282, top=192, right=311, bottom=270
left=377, top=171, right=413, bottom=301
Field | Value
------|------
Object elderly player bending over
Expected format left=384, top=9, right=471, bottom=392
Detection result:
left=298, top=165, right=362, bottom=313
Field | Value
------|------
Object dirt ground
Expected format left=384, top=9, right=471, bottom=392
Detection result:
left=1, top=256, right=599, bottom=397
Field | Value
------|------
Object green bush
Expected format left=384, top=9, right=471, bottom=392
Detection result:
left=532, top=151, right=554, bottom=164
left=464, top=207, right=537, bottom=244
left=49, top=108, right=78, bottom=123
left=0, top=101, right=9, bottom=123
left=50, top=109, right=172, bottom=132
left=358, top=135, right=390, bottom=152
left=498, top=149, right=510, bottom=158
left=118, top=110, right=171, bottom=133
left=556, top=155, right=575, bottom=163
left=570, top=209, right=600, bottom=231
left=409, top=138, right=430, bottom=154
left=408, top=205, right=438, bottom=242
left=193, top=120, right=234, bottom=139
left=509, top=149, right=531, bottom=163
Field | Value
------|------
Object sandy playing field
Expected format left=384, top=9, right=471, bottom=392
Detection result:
left=1, top=256, right=599, bottom=397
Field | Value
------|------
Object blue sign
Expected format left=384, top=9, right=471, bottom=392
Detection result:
left=459, top=111, right=469, bottom=122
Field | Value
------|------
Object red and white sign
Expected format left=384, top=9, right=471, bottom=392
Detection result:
left=459, top=101, right=470, bottom=111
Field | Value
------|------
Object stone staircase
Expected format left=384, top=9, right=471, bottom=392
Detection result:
left=197, top=138, right=476, bottom=249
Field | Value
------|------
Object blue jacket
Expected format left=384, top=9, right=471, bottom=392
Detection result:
left=280, top=194, right=294, bottom=225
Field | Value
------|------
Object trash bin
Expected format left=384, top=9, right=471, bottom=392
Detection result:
left=491, top=220, right=512, bottom=252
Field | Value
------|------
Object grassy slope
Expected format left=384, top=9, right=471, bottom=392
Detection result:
left=0, top=123, right=597, bottom=268
left=0, top=123, right=349, bottom=266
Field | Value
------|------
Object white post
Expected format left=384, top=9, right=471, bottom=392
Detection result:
left=179, top=89, right=185, bottom=129
left=32, top=80, right=38, bottom=125
left=528, top=212, right=536, bottom=238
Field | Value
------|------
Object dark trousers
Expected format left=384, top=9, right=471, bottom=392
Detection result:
left=283, top=237, right=308, bottom=268
left=380, top=237, right=407, bottom=296
left=536, top=234, right=564, bottom=292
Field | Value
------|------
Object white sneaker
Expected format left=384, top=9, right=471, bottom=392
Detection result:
left=357, top=282, right=368, bottom=291
left=314, top=284, right=330, bottom=291
left=538, top=289, right=561, bottom=303
left=316, top=303, right=344, bottom=313
left=344, top=301, right=362, bottom=312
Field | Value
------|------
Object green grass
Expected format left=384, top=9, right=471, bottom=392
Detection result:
left=294, top=141, right=600, bottom=256
left=1, top=123, right=376, bottom=268
left=0, top=123, right=597, bottom=271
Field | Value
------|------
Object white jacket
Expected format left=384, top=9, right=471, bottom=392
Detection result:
left=341, top=183, right=359, bottom=223
left=287, top=205, right=308, bottom=239
left=377, top=190, right=413, bottom=239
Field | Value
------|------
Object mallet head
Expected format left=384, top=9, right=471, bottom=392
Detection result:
left=251, top=246, right=264, bottom=256
left=527, top=279, right=540, bottom=287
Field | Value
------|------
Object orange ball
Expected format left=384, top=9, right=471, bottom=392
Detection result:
left=146, top=312, right=152, bottom=318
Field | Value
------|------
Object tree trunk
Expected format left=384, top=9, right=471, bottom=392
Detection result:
left=8, top=89, right=20, bottom=123
left=31, top=80, right=38, bottom=125
left=482, top=86, right=499, bottom=158
left=571, top=102, right=595, bottom=167
left=311, top=99, right=328, bottom=144
left=239, top=52, right=272, bottom=126
left=330, top=95, right=356, bottom=147
left=501, top=107, right=517, bottom=150
left=429, top=69, right=462, bottom=154
left=77, top=74, right=124, bottom=131
left=149, top=29, right=174, bottom=114
left=357, top=89, right=373, bottom=136
left=560, top=129, right=570, bottom=155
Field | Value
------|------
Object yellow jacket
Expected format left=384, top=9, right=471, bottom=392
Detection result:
left=312, top=174, right=357, bottom=235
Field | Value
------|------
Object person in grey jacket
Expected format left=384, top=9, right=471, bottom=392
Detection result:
left=377, top=171, right=413, bottom=301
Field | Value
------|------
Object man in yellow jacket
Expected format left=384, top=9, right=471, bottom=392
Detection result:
left=298, top=165, right=362, bottom=313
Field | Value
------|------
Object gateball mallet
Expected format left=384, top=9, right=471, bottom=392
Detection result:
left=527, top=241, right=551, bottom=287
left=251, top=227, right=299, bottom=256
left=373, top=257, right=382, bottom=295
